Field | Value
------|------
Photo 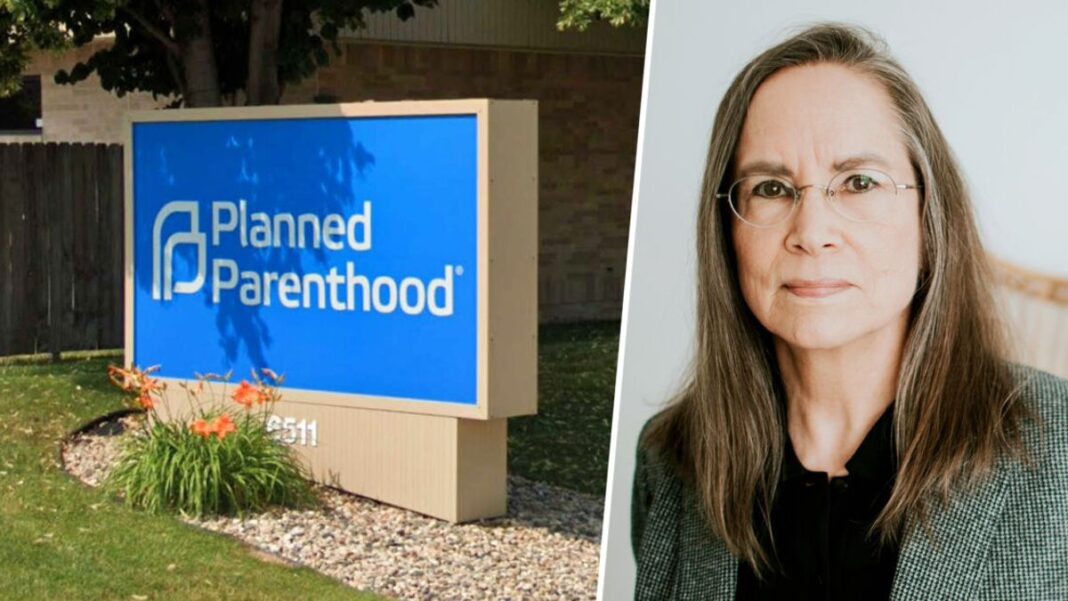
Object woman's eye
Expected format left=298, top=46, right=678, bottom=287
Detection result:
left=752, top=180, right=789, bottom=198
left=844, top=174, right=877, bottom=192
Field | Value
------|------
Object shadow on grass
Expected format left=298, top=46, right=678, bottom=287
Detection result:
left=508, top=320, right=620, bottom=498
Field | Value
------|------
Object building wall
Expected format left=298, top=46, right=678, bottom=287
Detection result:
left=2, top=36, right=643, bottom=323
left=0, top=40, right=170, bottom=144
left=341, top=0, right=646, bottom=54
left=281, top=41, right=643, bottom=322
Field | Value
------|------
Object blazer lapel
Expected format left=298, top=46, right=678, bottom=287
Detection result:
left=889, top=455, right=1022, bottom=600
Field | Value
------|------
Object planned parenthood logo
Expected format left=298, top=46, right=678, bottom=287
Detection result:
left=151, top=199, right=457, bottom=316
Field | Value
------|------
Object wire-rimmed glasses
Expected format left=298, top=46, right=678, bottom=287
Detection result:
left=716, top=168, right=923, bottom=227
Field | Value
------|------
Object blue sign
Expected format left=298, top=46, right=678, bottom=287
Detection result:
left=131, top=114, right=479, bottom=405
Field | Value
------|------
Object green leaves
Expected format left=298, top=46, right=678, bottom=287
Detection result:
left=106, top=416, right=317, bottom=518
left=4, top=0, right=439, bottom=106
left=557, top=0, right=649, bottom=32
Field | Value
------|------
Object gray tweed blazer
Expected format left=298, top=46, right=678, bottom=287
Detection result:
left=631, top=364, right=1068, bottom=600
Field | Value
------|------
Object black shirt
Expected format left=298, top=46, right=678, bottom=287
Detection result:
left=735, top=404, right=899, bottom=600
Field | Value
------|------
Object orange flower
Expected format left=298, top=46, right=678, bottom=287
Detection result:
left=108, top=364, right=166, bottom=411
left=140, top=376, right=163, bottom=395
left=137, top=391, right=154, bottom=410
left=107, top=365, right=137, bottom=392
left=212, top=414, right=237, bottom=440
left=232, top=381, right=258, bottom=408
left=232, top=380, right=268, bottom=408
left=190, top=419, right=212, bottom=439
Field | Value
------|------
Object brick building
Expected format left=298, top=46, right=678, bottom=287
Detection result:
left=0, top=0, right=646, bottom=323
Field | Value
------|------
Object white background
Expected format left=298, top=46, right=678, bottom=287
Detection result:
left=599, top=1, right=1068, bottom=598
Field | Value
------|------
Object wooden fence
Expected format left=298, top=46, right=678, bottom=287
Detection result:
left=0, top=143, right=123, bottom=358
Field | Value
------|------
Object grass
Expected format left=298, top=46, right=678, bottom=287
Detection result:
left=0, top=358, right=378, bottom=600
left=0, top=320, right=620, bottom=599
left=509, top=321, right=620, bottom=496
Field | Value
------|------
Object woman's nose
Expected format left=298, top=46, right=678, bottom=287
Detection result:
left=784, top=185, right=843, bottom=255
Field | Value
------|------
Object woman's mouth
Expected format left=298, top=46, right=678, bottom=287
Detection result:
left=782, top=279, right=852, bottom=298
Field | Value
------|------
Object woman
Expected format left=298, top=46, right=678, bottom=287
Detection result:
left=630, top=23, right=1068, bottom=600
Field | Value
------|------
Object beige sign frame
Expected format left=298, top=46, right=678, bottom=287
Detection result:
left=123, top=99, right=538, bottom=422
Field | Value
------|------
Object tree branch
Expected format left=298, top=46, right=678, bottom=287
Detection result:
left=119, top=5, right=180, bottom=56
left=163, top=48, right=187, bottom=102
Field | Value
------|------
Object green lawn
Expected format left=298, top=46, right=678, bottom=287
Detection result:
left=510, top=321, right=620, bottom=496
left=0, top=321, right=619, bottom=599
left=0, top=357, right=377, bottom=601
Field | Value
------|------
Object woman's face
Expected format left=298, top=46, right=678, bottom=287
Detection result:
left=731, top=63, right=922, bottom=351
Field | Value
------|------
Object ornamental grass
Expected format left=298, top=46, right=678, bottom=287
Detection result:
left=104, top=364, right=316, bottom=517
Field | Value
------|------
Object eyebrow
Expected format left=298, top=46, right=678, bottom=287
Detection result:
left=833, top=153, right=893, bottom=171
left=734, top=153, right=894, bottom=179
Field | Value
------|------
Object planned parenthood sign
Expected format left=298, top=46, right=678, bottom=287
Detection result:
left=124, top=100, right=536, bottom=419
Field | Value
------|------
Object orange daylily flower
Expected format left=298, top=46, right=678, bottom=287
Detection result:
left=107, top=365, right=137, bottom=392
left=190, top=419, right=212, bottom=439
left=108, top=364, right=167, bottom=412
left=137, top=391, right=154, bottom=410
left=232, top=380, right=267, bottom=408
left=140, top=376, right=162, bottom=395
left=213, top=414, right=237, bottom=440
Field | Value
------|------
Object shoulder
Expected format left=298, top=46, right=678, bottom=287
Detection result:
left=631, top=409, right=691, bottom=596
left=997, top=362, right=1068, bottom=529
left=1007, top=362, right=1068, bottom=459
left=975, top=364, right=1068, bottom=593
left=632, top=409, right=687, bottom=542
left=633, top=408, right=683, bottom=491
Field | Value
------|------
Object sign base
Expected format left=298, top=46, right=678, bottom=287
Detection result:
left=156, top=393, right=507, bottom=523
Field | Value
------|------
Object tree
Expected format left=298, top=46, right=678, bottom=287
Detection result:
left=0, top=1, right=67, bottom=96
left=556, top=0, right=649, bottom=32
left=0, top=0, right=436, bottom=107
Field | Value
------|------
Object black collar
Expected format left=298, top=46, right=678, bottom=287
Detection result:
left=781, top=402, right=897, bottom=485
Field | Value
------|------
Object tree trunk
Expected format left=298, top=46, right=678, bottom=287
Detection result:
left=247, top=0, right=284, bottom=105
left=179, top=0, right=222, bottom=107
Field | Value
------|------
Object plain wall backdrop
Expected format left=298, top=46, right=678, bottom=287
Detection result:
left=598, top=1, right=1068, bottom=598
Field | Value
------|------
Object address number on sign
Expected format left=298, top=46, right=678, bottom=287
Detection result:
left=266, top=416, right=319, bottom=447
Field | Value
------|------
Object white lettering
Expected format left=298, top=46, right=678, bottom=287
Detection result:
left=213, top=259, right=238, bottom=303
left=249, top=212, right=271, bottom=248
left=322, top=215, right=345, bottom=251
left=428, top=265, right=454, bottom=317
left=346, top=262, right=370, bottom=311
left=303, top=273, right=326, bottom=309
left=372, top=277, right=397, bottom=314
left=298, top=214, right=321, bottom=249
left=326, top=267, right=346, bottom=310
left=278, top=273, right=300, bottom=308
left=262, top=271, right=279, bottom=306
left=212, top=202, right=237, bottom=245
left=400, top=277, right=426, bottom=315
left=208, top=201, right=373, bottom=252
left=347, top=201, right=372, bottom=251
left=240, top=271, right=261, bottom=306
left=208, top=261, right=456, bottom=317
left=239, top=200, right=249, bottom=247
left=273, top=213, right=296, bottom=248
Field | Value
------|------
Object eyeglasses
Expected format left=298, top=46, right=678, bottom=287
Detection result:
left=716, top=168, right=923, bottom=227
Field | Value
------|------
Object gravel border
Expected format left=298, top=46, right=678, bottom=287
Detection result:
left=61, top=415, right=602, bottom=600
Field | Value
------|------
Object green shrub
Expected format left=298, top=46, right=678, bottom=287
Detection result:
left=106, top=414, right=316, bottom=517
left=104, top=365, right=317, bottom=517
